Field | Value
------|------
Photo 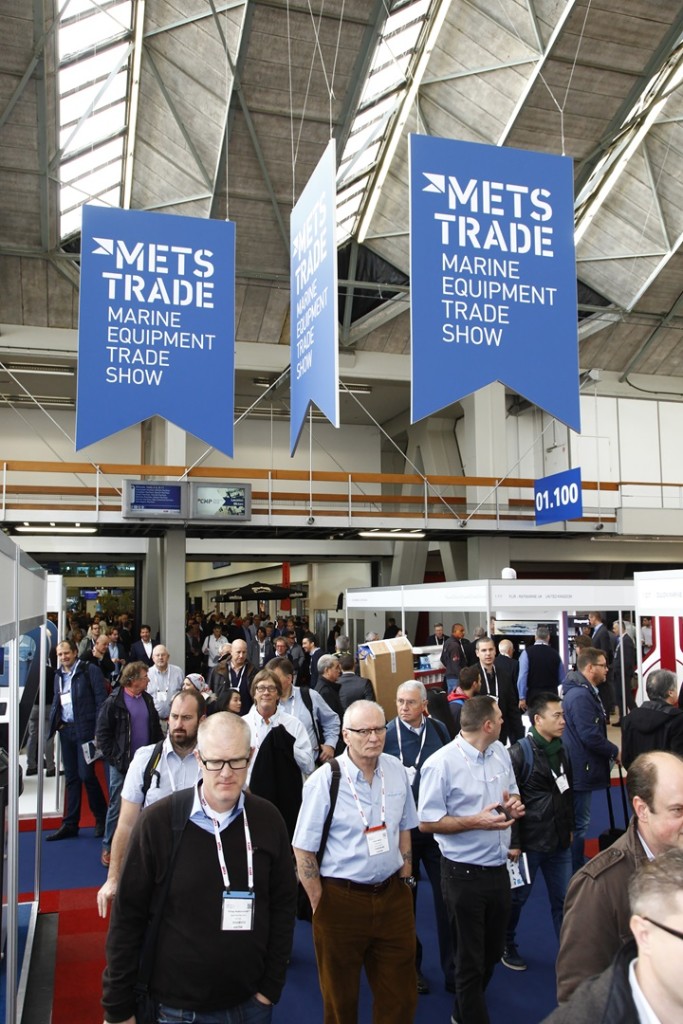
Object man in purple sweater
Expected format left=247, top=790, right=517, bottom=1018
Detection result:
left=96, top=661, right=163, bottom=867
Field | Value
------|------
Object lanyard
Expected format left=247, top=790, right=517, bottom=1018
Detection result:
left=199, top=787, right=253, bottom=893
left=342, top=758, right=385, bottom=829
left=396, top=719, right=428, bottom=768
left=484, top=666, right=498, bottom=697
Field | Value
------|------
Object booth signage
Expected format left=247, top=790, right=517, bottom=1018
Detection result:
left=290, top=140, right=339, bottom=454
left=409, top=135, right=580, bottom=432
left=534, top=467, right=583, bottom=525
left=77, top=205, right=236, bottom=455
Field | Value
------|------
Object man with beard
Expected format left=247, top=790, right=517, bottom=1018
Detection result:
left=96, top=688, right=205, bottom=918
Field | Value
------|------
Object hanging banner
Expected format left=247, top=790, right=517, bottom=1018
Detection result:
left=410, top=135, right=580, bottom=432
left=76, top=205, right=235, bottom=455
left=290, top=139, right=339, bottom=454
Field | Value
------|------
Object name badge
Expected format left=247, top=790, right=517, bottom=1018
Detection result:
left=555, top=773, right=569, bottom=794
left=365, top=825, right=390, bottom=856
left=221, top=891, right=255, bottom=931
left=59, top=692, right=72, bottom=708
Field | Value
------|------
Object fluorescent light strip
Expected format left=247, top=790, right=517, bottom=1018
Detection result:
left=15, top=526, right=98, bottom=534
left=358, top=531, right=426, bottom=539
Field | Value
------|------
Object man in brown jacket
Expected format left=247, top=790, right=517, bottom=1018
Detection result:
left=556, top=750, right=683, bottom=1003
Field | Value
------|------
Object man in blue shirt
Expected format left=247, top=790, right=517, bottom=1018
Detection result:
left=385, top=680, right=454, bottom=995
left=418, top=695, right=525, bottom=1024
left=293, top=700, right=418, bottom=1024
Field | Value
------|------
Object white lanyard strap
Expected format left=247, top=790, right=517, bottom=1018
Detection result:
left=342, top=758, right=385, bottom=829
left=199, top=788, right=253, bottom=892
left=396, top=720, right=428, bottom=768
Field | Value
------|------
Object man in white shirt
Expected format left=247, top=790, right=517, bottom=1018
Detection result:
left=203, top=623, right=230, bottom=668
left=146, top=645, right=184, bottom=725
left=96, top=688, right=205, bottom=918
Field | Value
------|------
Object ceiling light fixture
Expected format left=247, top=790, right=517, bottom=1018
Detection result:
left=3, top=363, right=75, bottom=376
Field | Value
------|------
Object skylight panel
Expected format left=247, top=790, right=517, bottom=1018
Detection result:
left=335, top=0, right=436, bottom=240
left=56, top=0, right=135, bottom=239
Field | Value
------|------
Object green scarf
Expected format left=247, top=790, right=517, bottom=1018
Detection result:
left=530, top=726, right=564, bottom=775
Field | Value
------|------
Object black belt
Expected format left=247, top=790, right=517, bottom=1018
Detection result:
left=445, top=859, right=507, bottom=873
left=324, top=874, right=395, bottom=894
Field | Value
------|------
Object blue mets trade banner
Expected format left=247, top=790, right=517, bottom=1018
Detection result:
left=76, top=205, right=235, bottom=455
left=409, top=136, right=580, bottom=432
left=290, top=140, right=339, bottom=455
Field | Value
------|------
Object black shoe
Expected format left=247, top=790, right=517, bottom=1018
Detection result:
left=501, top=944, right=527, bottom=971
left=94, top=820, right=106, bottom=839
left=45, top=768, right=56, bottom=778
left=417, top=972, right=430, bottom=995
left=25, top=767, right=38, bottom=777
left=46, top=824, right=79, bottom=842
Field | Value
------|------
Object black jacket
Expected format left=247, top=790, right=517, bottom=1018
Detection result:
left=339, top=672, right=374, bottom=710
left=543, top=940, right=639, bottom=1024
left=95, top=686, right=163, bottom=772
left=510, top=735, right=574, bottom=853
left=621, top=699, right=683, bottom=768
left=314, top=678, right=345, bottom=755
left=476, top=660, right=524, bottom=745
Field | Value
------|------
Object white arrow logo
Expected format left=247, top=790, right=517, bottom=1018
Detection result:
left=422, top=173, right=446, bottom=194
left=92, top=237, right=114, bottom=255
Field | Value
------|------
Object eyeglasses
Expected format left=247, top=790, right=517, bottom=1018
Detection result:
left=642, top=916, right=683, bottom=941
left=254, top=685, right=279, bottom=694
left=199, top=755, right=250, bottom=772
left=345, top=725, right=387, bottom=737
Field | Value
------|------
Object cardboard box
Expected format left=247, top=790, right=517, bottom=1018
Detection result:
left=358, top=636, right=415, bottom=719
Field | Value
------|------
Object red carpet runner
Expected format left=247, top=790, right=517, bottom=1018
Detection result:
left=41, top=888, right=108, bottom=1023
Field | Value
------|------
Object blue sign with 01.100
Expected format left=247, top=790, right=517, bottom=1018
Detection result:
left=534, top=467, right=583, bottom=526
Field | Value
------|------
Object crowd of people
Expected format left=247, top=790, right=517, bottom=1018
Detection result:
left=26, top=607, right=683, bottom=1023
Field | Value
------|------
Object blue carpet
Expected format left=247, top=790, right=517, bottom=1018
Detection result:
left=27, top=788, right=625, bottom=1024
left=20, top=827, right=108, bottom=897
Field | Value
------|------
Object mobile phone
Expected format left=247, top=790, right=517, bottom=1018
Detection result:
left=493, top=803, right=513, bottom=820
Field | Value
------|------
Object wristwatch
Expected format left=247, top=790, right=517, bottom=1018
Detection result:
left=402, top=875, right=417, bottom=889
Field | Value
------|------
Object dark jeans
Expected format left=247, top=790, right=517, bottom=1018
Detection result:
left=58, top=722, right=108, bottom=830
left=103, top=764, right=125, bottom=849
left=441, top=859, right=510, bottom=1024
left=506, top=846, right=572, bottom=944
left=157, top=998, right=272, bottom=1023
left=412, top=828, right=455, bottom=986
left=571, top=790, right=592, bottom=874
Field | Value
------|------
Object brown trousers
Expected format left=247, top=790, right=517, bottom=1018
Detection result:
left=312, top=875, right=417, bottom=1024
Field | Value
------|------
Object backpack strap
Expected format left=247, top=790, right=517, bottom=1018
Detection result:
left=517, top=735, right=534, bottom=785
left=316, top=758, right=341, bottom=866
left=299, top=685, right=323, bottom=749
left=141, top=740, right=165, bottom=802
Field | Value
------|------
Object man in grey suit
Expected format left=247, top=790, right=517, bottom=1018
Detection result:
left=338, top=654, right=374, bottom=710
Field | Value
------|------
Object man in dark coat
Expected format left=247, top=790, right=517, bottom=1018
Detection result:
left=561, top=647, right=619, bottom=873
left=547, top=848, right=683, bottom=1023
left=622, top=668, right=683, bottom=767
left=47, top=639, right=109, bottom=841
left=473, top=636, right=524, bottom=745
left=338, top=653, right=374, bottom=710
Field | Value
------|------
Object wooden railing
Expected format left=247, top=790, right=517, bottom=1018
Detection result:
left=0, top=460, right=627, bottom=527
